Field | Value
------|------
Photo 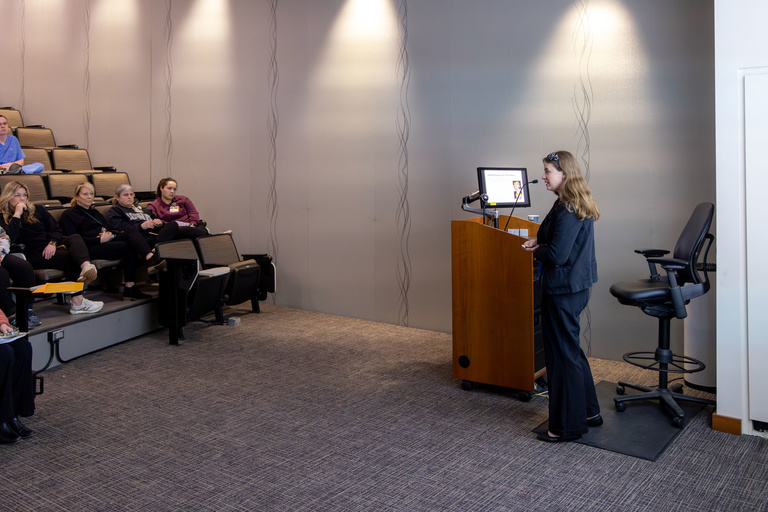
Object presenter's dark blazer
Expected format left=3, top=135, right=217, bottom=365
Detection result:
left=533, top=199, right=598, bottom=295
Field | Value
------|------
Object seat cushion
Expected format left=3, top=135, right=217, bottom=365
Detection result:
left=610, top=279, right=671, bottom=304
left=34, top=268, right=66, bottom=282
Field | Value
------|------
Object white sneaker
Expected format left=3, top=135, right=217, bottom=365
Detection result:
left=77, top=263, right=98, bottom=285
left=70, top=298, right=104, bottom=315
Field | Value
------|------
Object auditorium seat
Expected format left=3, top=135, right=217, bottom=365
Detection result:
left=0, top=107, right=24, bottom=130
left=21, top=147, right=59, bottom=174
left=0, top=174, right=60, bottom=207
left=155, top=239, right=231, bottom=344
left=92, top=172, right=130, bottom=199
left=51, top=148, right=100, bottom=173
left=16, top=126, right=57, bottom=149
left=195, top=234, right=262, bottom=314
left=46, top=173, right=90, bottom=203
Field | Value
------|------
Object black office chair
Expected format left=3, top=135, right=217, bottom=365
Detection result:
left=610, top=202, right=716, bottom=428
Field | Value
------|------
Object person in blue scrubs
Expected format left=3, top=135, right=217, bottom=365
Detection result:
left=523, top=150, right=601, bottom=442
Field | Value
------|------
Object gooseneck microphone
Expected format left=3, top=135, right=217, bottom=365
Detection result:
left=504, top=179, right=539, bottom=232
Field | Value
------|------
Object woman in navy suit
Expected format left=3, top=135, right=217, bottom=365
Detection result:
left=523, top=150, right=601, bottom=442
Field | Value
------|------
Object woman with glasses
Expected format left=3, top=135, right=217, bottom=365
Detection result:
left=522, top=150, right=601, bottom=443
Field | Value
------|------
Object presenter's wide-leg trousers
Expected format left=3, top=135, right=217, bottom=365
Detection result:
left=542, top=288, right=600, bottom=437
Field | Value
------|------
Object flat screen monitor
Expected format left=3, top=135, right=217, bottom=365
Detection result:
left=477, top=167, right=531, bottom=209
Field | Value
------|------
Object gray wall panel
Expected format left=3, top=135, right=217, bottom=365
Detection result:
left=0, top=0, right=715, bottom=360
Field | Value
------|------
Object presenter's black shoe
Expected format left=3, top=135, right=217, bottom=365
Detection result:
left=0, top=422, right=21, bottom=444
left=123, top=286, right=152, bottom=301
left=537, top=431, right=582, bottom=443
left=587, top=414, right=604, bottom=427
left=10, top=417, right=34, bottom=438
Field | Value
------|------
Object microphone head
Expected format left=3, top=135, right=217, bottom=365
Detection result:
left=530, top=179, right=539, bottom=184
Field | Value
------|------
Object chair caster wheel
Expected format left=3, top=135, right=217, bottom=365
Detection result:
left=461, top=380, right=473, bottom=391
left=517, top=391, right=533, bottom=402
left=616, top=386, right=625, bottom=395
left=614, top=400, right=626, bottom=412
left=672, top=416, right=685, bottom=428
left=671, top=383, right=684, bottom=394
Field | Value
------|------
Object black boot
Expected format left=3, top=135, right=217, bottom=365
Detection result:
left=10, top=417, right=34, bottom=438
left=0, top=422, right=21, bottom=444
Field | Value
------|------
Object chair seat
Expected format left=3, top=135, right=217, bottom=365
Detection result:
left=610, top=279, right=671, bottom=304
left=34, top=268, right=65, bottom=282
left=92, top=259, right=123, bottom=270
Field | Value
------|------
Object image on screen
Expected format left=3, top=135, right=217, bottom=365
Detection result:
left=477, top=167, right=531, bottom=209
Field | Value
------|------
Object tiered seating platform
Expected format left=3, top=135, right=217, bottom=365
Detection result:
left=27, top=285, right=160, bottom=373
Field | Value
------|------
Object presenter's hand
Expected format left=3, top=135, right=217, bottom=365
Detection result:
left=522, top=240, right=539, bottom=253
left=0, top=323, right=12, bottom=334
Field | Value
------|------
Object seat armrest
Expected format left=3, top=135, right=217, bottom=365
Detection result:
left=648, top=257, right=691, bottom=319
left=635, top=249, right=669, bottom=258
left=638, top=249, right=671, bottom=279
left=646, top=257, right=688, bottom=271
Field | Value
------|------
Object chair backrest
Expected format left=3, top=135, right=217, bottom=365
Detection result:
left=16, top=127, right=56, bottom=149
left=96, top=204, right=112, bottom=217
left=0, top=108, right=24, bottom=129
left=21, top=147, right=54, bottom=173
left=671, top=203, right=714, bottom=286
left=195, top=234, right=241, bottom=267
left=51, top=148, right=93, bottom=172
left=0, top=174, right=51, bottom=204
left=46, top=206, right=68, bottom=224
left=91, top=172, right=130, bottom=199
left=47, top=173, right=89, bottom=200
left=155, top=239, right=200, bottom=261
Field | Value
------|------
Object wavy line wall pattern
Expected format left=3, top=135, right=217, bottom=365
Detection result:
left=267, top=0, right=280, bottom=300
left=572, top=0, right=594, bottom=351
left=164, top=0, right=174, bottom=177
left=83, top=0, right=91, bottom=149
left=18, top=0, right=26, bottom=113
left=572, top=0, right=593, bottom=182
left=396, top=0, right=412, bottom=327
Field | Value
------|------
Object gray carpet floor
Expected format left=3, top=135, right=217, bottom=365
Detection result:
left=1, top=304, right=766, bottom=511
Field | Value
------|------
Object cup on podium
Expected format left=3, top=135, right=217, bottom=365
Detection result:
left=527, top=214, right=539, bottom=223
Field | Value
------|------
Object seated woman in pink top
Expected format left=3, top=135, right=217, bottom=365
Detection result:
left=147, top=178, right=207, bottom=239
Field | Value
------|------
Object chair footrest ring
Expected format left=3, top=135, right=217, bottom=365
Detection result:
left=622, top=351, right=706, bottom=374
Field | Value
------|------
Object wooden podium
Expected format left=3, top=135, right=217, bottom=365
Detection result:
left=451, top=215, right=546, bottom=399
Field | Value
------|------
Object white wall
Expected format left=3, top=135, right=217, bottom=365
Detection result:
left=0, top=0, right=715, bottom=363
left=714, top=0, right=768, bottom=435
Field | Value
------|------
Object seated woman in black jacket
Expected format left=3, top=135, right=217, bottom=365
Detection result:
left=59, top=182, right=159, bottom=301
left=0, top=181, right=103, bottom=315
left=105, top=184, right=183, bottom=248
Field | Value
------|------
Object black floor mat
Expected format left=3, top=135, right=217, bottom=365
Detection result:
left=533, top=380, right=710, bottom=461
